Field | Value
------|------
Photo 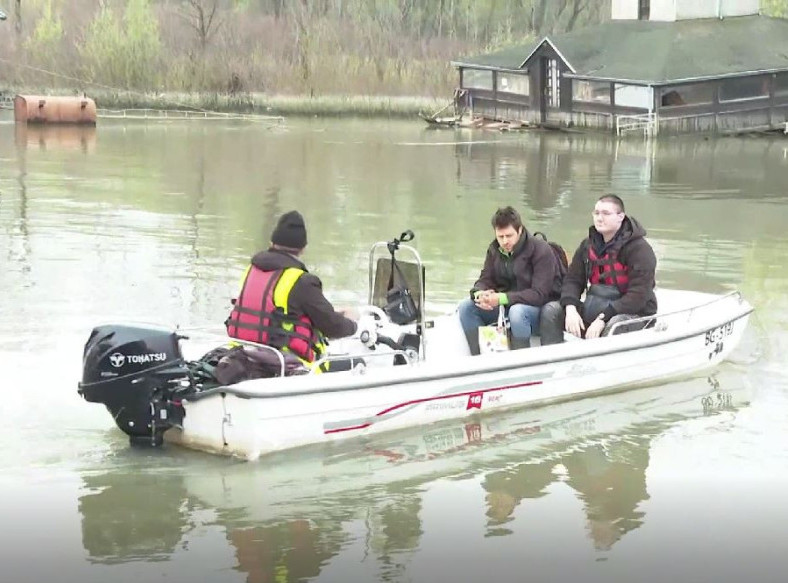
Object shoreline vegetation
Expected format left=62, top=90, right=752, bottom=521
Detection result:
left=1, top=1, right=786, bottom=118
left=2, top=87, right=448, bottom=118
left=96, top=91, right=449, bottom=119
left=0, top=0, right=613, bottom=117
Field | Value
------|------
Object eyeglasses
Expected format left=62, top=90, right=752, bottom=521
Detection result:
left=592, top=210, right=621, bottom=217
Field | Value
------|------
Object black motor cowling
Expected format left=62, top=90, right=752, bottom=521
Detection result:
left=78, top=324, right=192, bottom=446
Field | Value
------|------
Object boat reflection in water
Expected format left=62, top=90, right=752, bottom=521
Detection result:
left=77, top=370, right=747, bottom=579
left=482, top=430, right=650, bottom=548
left=78, top=470, right=189, bottom=564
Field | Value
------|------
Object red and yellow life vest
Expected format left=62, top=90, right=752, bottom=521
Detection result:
left=226, top=266, right=325, bottom=363
left=588, top=245, right=629, bottom=293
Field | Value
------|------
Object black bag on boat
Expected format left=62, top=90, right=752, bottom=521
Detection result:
left=383, top=231, right=420, bottom=325
left=533, top=231, right=569, bottom=297
left=198, top=345, right=307, bottom=386
left=384, top=285, right=419, bottom=325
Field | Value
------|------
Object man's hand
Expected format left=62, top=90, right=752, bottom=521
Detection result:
left=564, top=305, right=585, bottom=337
left=340, top=306, right=359, bottom=320
left=585, top=316, right=606, bottom=339
left=474, top=290, right=498, bottom=311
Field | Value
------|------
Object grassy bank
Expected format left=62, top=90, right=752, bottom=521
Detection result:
left=92, top=91, right=450, bottom=118
left=2, top=88, right=449, bottom=119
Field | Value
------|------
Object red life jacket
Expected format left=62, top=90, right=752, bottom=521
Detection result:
left=225, top=266, right=323, bottom=362
left=587, top=244, right=629, bottom=293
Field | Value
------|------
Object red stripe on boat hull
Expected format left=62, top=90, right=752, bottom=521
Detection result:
left=324, top=380, right=543, bottom=435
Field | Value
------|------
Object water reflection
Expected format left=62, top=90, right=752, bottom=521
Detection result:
left=75, top=373, right=747, bottom=579
left=483, top=438, right=650, bottom=549
left=2, top=117, right=784, bottom=581
left=79, top=471, right=189, bottom=564
left=453, top=133, right=575, bottom=214
left=4, top=118, right=786, bottom=310
left=230, top=521, right=343, bottom=582
left=452, top=131, right=787, bottom=209
left=14, top=124, right=97, bottom=153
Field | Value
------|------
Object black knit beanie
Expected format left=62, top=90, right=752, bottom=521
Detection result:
left=271, top=210, right=307, bottom=249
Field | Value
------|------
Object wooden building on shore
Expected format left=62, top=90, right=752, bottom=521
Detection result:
left=451, top=0, right=788, bottom=135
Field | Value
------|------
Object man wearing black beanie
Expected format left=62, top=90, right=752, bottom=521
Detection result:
left=270, top=210, right=308, bottom=249
left=226, top=210, right=359, bottom=369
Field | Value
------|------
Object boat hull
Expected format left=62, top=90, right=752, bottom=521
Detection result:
left=167, top=290, right=752, bottom=459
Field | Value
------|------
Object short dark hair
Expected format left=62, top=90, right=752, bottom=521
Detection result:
left=597, top=194, right=625, bottom=213
left=491, top=206, right=523, bottom=231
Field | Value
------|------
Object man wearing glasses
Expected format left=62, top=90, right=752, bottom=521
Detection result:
left=540, top=195, right=657, bottom=344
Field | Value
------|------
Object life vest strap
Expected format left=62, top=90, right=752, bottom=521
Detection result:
left=225, top=320, right=317, bottom=346
left=231, top=304, right=304, bottom=325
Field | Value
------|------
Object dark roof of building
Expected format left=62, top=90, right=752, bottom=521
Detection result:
left=452, top=15, right=788, bottom=85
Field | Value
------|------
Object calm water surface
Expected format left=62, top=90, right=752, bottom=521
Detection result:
left=1, top=114, right=787, bottom=582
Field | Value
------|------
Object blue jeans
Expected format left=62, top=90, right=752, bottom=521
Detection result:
left=458, top=298, right=541, bottom=341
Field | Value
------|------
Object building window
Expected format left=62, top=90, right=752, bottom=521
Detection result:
left=660, top=83, right=714, bottom=107
left=573, top=80, right=611, bottom=104
left=546, top=59, right=560, bottom=107
left=497, top=73, right=529, bottom=96
left=614, top=84, right=653, bottom=109
left=638, top=0, right=650, bottom=20
left=776, top=73, right=788, bottom=97
left=720, top=75, right=770, bottom=102
left=462, top=69, right=493, bottom=91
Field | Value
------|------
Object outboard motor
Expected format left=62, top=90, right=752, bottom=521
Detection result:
left=78, top=324, right=193, bottom=446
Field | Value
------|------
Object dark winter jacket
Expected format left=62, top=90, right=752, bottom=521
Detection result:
left=560, top=216, right=657, bottom=320
left=249, top=248, right=357, bottom=339
left=472, top=230, right=560, bottom=307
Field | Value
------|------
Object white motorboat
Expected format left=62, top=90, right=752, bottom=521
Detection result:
left=78, top=234, right=753, bottom=460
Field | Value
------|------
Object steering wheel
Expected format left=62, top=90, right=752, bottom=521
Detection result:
left=358, top=305, right=388, bottom=322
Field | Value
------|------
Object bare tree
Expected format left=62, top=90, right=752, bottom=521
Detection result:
left=14, top=0, right=22, bottom=34
left=290, top=0, right=313, bottom=89
left=566, top=0, right=590, bottom=31
left=531, top=0, right=549, bottom=36
left=180, top=0, right=222, bottom=53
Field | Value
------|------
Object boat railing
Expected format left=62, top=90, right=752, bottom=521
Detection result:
left=367, top=236, right=427, bottom=359
left=607, top=290, right=744, bottom=336
left=309, top=349, right=414, bottom=374
left=174, top=326, right=290, bottom=378
left=176, top=324, right=415, bottom=378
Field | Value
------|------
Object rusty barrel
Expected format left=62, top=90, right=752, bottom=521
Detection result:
left=14, top=95, right=97, bottom=125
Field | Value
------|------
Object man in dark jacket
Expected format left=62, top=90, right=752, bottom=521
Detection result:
left=540, top=195, right=657, bottom=344
left=226, top=210, right=360, bottom=366
left=459, top=206, right=561, bottom=354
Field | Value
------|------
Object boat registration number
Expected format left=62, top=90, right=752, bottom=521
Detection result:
left=705, top=322, right=734, bottom=346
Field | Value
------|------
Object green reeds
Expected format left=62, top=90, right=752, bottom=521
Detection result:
left=82, top=90, right=448, bottom=118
